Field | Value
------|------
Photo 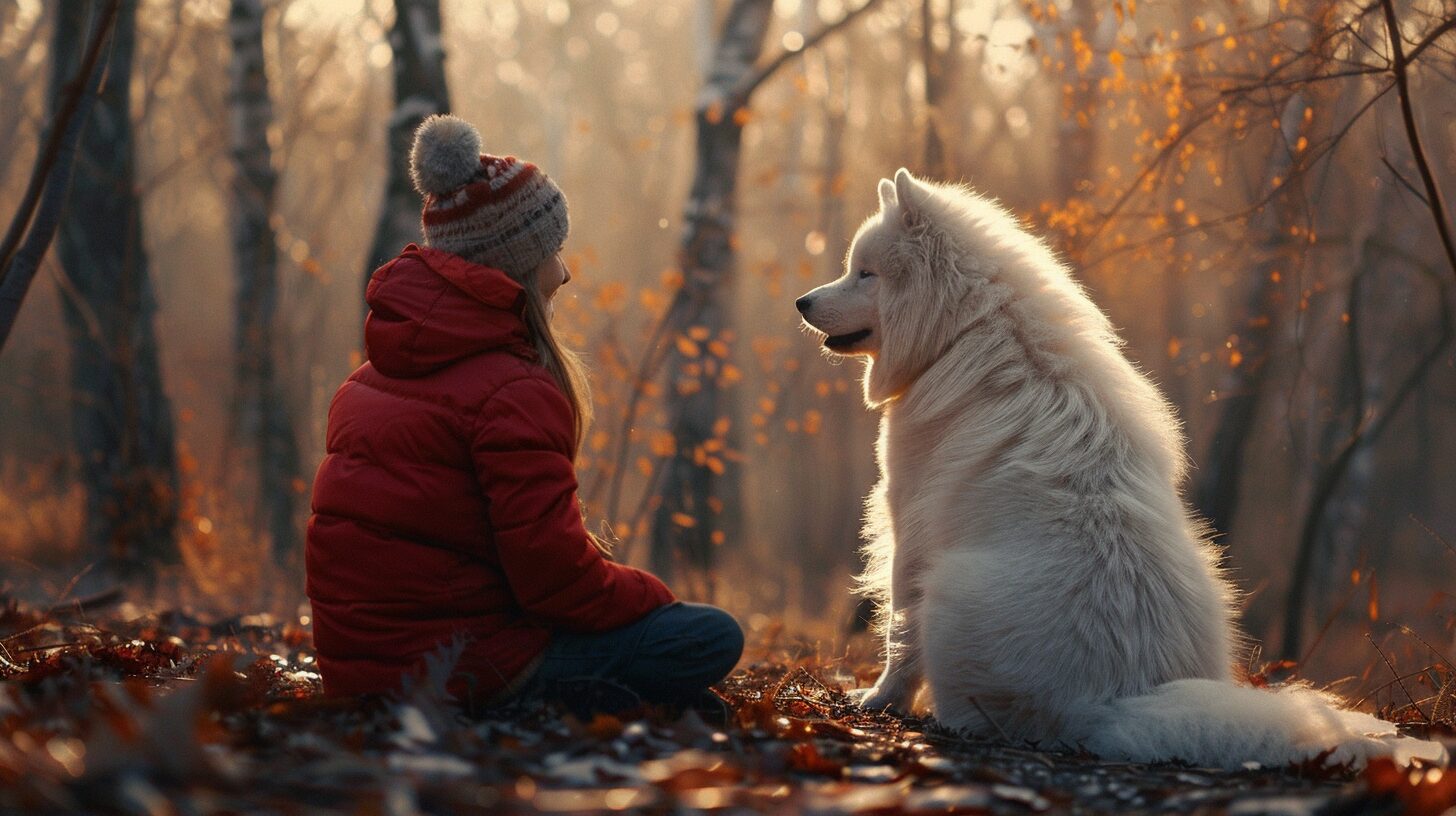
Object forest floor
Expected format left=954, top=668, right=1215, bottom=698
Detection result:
left=1, top=593, right=1453, bottom=815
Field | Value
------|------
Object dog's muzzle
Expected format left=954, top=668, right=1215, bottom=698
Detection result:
left=797, top=294, right=870, bottom=350
left=824, top=328, right=873, bottom=350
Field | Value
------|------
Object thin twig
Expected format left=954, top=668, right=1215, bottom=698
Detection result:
left=730, top=0, right=885, bottom=106
left=1076, top=104, right=1223, bottom=256
left=1, top=621, right=103, bottom=644
left=1366, top=633, right=1428, bottom=722
left=0, top=643, right=25, bottom=673
left=1298, top=558, right=1367, bottom=667
left=601, top=293, right=683, bottom=533
left=616, top=448, right=672, bottom=566
left=1381, top=0, right=1456, bottom=282
left=50, top=562, right=96, bottom=609
left=45, top=587, right=124, bottom=616
left=1404, top=14, right=1456, bottom=64
left=1084, top=82, right=1395, bottom=271
left=1218, top=66, right=1385, bottom=96
left=1397, top=625, right=1456, bottom=677
left=1380, top=156, right=1430, bottom=206
left=968, top=696, right=1012, bottom=743
left=1410, top=514, right=1456, bottom=559
left=12, top=641, right=88, bottom=655
left=1351, top=663, right=1441, bottom=709
left=0, top=624, right=44, bottom=644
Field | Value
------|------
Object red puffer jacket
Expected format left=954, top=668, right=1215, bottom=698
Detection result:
left=306, top=245, right=674, bottom=702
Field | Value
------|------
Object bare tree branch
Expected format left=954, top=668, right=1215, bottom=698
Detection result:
left=0, top=0, right=119, bottom=287
left=1382, top=0, right=1456, bottom=282
left=1380, top=155, right=1429, bottom=206
left=1404, top=13, right=1456, bottom=64
left=1217, top=66, right=1384, bottom=96
left=1083, top=81, right=1397, bottom=271
left=0, top=1, right=118, bottom=354
left=600, top=290, right=682, bottom=537
left=729, top=0, right=884, bottom=106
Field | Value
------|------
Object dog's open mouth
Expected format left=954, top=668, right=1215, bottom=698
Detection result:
left=824, top=328, right=872, bottom=350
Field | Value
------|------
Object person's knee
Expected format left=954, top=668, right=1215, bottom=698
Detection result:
left=686, top=605, right=743, bottom=683
left=631, top=603, right=744, bottom=699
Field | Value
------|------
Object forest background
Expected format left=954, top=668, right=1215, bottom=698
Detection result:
left=3, top=0, right=1456, bottom=701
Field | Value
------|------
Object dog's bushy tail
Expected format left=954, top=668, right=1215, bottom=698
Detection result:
left=1084, top=678, right=1446, bottom=770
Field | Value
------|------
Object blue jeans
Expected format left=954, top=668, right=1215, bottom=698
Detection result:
left=525, top=602, right=743, bottom=704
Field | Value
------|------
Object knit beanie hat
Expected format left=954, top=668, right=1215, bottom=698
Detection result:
left=408, top=114, right=568, bottom=278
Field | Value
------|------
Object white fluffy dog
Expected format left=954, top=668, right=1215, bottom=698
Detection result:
left=796, top=169, right=1445, bottom=770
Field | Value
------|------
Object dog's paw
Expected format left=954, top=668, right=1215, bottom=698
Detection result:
left=848, top=684, right=907, bottom=713
left=1320, top=735, right=1448, bottom=770
left=1319, top=735, right=1393, bottom=770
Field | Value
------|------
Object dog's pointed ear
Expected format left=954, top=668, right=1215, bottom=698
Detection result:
left=894, top=168, right=923, bottom=227
left=878, top=178, right=897, bottom=211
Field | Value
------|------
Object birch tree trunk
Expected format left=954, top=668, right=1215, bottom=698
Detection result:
left=364, top=0, right=449, bottom=300
left=650, top=0, right=775, bottom=583
left=649, top=0, right=882, bottom=584
left=228, top=0, right=300, bottom=560
left=919, top=0, right=947, bottom=175
left=51, top=0, right=179, bottom=577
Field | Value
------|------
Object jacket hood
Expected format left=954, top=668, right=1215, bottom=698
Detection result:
left=364, top=245, right=535, bottom=377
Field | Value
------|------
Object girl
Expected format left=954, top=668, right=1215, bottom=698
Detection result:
left=306, top=114, right=743, bottom=708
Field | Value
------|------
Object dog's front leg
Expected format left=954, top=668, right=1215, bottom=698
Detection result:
left=851, top=607, right=921, bottom=712
left=850, top=543, right=923, bottom=712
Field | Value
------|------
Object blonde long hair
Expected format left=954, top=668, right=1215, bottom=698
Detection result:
left=515, top=260, right=593, bottom=453
left=512, top=258, right=614, bottom=557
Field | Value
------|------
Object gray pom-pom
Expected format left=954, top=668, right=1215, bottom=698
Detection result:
left=409, top=114, right=483, bottom=196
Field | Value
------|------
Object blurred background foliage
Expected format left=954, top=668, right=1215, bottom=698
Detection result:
left=1, top=0, right=1455, bottom=692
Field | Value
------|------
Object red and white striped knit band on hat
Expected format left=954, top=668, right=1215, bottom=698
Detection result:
left=408, top=114, right=569, bottom=278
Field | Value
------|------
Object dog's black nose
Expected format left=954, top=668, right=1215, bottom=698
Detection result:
left=795, top=295, right=813, bottom=314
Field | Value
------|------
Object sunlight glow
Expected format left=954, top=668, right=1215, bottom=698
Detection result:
left=983, top=17, right=1037, bottom=88
left=281, top=0, right=367, bottom=28
left=596, top=11, right=621, bottom=37
left=953, top=3, right=995, bottom=38
left=1005, top=106, right=1031, bottom=138
left=545, top=0, right=570, bottom=25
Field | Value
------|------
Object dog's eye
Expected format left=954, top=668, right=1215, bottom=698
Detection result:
left=858, top=269, right=876, bottom=279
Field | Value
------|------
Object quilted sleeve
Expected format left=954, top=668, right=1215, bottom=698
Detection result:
left=471, top=376, right=674, bottom=631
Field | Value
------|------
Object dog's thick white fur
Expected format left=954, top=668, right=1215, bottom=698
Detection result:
left=796, top=169, right=1445, bottom=770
